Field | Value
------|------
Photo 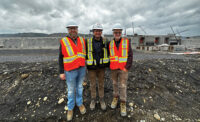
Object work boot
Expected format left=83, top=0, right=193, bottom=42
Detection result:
left=120, top=102, right=127, bottom=116
left=90, top=99, right=96, bottom=110
left=79, top=104, right=86, bottom=114
left=100, top=98, right=106, bottom=110
left=111, top=97, right=118, bottom=109
left=67, top=110, right=73, bottom=121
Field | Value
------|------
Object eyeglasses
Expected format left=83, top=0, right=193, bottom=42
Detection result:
left=114, top=32, right=122, bottom=34
left=93, top=30, right=102, bottom=33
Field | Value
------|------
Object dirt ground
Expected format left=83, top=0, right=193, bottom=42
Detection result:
left=0, top=52, right=200, bottom=122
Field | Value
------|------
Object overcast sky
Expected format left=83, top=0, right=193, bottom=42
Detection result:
left=0, top=0, right=200, bottom=36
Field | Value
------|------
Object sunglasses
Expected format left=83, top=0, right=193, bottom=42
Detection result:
left=93, top=30, right=102, bottom=32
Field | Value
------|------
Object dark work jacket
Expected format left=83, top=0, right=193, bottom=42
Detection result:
left=108, top=37, right=133, bottom=70
left=86, top=36, right=109, bottom=70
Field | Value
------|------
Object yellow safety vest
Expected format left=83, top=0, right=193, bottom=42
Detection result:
left=87, top=38, right=109, bottom=66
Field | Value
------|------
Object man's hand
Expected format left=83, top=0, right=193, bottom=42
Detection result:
left=59, top=74, right=66, bottom=80
left=122, top=68, right=128, bottom=72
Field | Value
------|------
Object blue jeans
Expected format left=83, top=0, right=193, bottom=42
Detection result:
left=65, top=66, right=86, bottom=110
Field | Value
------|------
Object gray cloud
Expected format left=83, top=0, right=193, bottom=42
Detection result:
left=0, top=0, right=199, bottom=36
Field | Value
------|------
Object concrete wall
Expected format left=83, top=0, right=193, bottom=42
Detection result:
left=0, top=40, right=4, bottom=48
left=0, top=37, right=61, bottom=49
left=0, top=36, right=129, bottom=49
left=181, top=38, right=200, bottom=49
left=0, top=36, right=199, bottom=50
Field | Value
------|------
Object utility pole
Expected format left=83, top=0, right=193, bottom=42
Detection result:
left=124, top=28, right=126, bottom=36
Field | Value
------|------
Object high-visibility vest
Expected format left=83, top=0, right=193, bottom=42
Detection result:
left=109, top=38, right=129, bottom=70
left=86, top=38, right=109, bottom=67
left=60, top=36, right=86, bottom=71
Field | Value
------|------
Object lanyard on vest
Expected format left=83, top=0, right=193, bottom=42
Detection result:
left=78, top=37, right=86, bottom=58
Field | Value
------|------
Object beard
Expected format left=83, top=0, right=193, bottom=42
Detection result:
left=69, top=32, right=78, bottom=38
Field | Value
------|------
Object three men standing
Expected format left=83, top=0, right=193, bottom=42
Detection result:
left=59, top=22, right=132, bottom=121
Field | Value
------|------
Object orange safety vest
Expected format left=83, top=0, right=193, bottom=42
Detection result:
left=109, top=38, right=129, bottom=70
left=60, top=36, right=86, bottom=71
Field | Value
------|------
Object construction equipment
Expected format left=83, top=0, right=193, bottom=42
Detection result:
left=138, top=25, right=147, bottom=35
left=170, top=26, right=188, bottom=45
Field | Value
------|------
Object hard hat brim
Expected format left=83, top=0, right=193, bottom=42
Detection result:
left=112, top=29, right=123, bottom=31
left=92, top=29, right=103, bottom=30
left=66, top=25, right=78, bottom=28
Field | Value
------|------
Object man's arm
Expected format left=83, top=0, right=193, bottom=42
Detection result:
left=85, top=38, right=88, bottom=60
left=59, top=44, right=66, bottom=80
left=59, top=44, right=64, bottom=74
left=125, top=39, right=133, bottom=70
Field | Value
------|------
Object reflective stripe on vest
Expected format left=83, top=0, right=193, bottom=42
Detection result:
left=100, top=39, right=109, bottom=64
left=63, top=55, right=77, bottom=63
left=87, top=38, right=96, bottom=65
left=103, top=39, right=109, bottom=63
left=79, top=37, right=86, bottom=54
left=77, top=52, right=86, bottom=58
left=119, top=57, right=127, bottom=62
left=63, top=38, right=74, bottom=56
left=122, top=39, right=128, bottom=57
left=110, top=40, right=115, bottom=57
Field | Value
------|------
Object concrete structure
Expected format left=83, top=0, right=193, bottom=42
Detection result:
left=125, top=34, right=180, bottom=51
left=0, top=34, right=199, bottom=52
left=127, top=35, right=200, bottom=52
left=0, top=37, right=61, bottom=49
left=0, top=35, right=113, bottom=49
left=181, top=37, right=200, bottom=50
left=0, top=40, right=4, bottom=48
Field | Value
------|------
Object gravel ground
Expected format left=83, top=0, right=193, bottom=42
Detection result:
left=0, top=58, right=200, bottom=122
left=0, top=49, right=58, bottom=63
left=0, top=49, right=199, bottom=122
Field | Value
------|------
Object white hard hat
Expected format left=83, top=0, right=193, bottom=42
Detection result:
left=66, top=20, right=78, bottom=28
left=112, top=23, right=123, bottom=31
left=92, top=23, right=103, bottom=30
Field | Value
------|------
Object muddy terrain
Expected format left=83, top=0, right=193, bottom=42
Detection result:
left=0, top=51, right=200, bottom=121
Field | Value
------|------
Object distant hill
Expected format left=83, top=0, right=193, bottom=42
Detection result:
left=0, top=32, right=113, bottom=38
left=0, top=33, right=49, bottom=37
left=0, top=32, right=91, bottom=37
left=48, top=33, right=67, bottom=37
left=2, top=32, right=196, bottom=38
